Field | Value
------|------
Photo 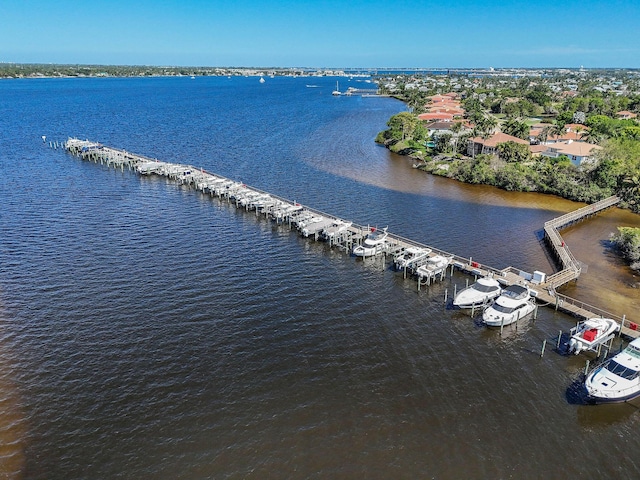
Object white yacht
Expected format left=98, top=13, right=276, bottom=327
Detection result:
left=321, top=220, right=352, bottom=241
left=353, top=227, right=388, bottom=257
left=332, top=81, right=341, bottom=96
left=416, top=254, right=450, bottom=279
left=568, top=318, right=620, bottom=355
left=394, top=246, right=431, bottom=270
left=301, top=218, right=335, bottom=238
left=585, top=338, right=640, bottom=404
left=482, top=284, right=535, bottom=327
left=453, top=277, right=502, bottom=309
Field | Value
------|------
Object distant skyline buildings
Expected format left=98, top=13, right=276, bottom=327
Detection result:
left=1, top=0, right=639, bottom=68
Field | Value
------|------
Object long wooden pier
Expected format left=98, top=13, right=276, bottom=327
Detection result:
left=62, top=138, right=637, bottom=337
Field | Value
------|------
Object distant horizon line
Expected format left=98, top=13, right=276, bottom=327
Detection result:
left=1, top=62, right=639, bottom=71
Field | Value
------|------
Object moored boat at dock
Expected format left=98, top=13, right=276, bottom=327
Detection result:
left=320, top=220, right=352, bottom=241
left=416, top=254, right=451, bottom=279
left=352, top=227, right=388, bottom=257
left=394, top=246, right=431, bottom=270
left=453, top=276, right=502, bottom=309
left=585, top=338, right=640, bottom=403
left=483, top=284, right=536, bottom=327
left=567, top=317, right=620, bottom=355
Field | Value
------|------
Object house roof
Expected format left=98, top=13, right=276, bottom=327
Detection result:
left=564, top=123, right=589, bottom=132
left=547, top=131, right=583, bottom=142
left=529, top=144, right=548, bottom=155
left=470, top=132, right=529, bottom=148
left=425, top=121, right=454, bottom=130
left=428, top=106, right=465, bottom=115
left=547, top=141, right=602, bottom=157
left=616, top=110, right=637, bottom=118
left=418, top=112, right=454, bottom=121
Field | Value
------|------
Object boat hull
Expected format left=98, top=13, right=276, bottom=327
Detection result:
left=483, top=301, right=535, bottom=327
left=567, top=318, right=619, bottom=355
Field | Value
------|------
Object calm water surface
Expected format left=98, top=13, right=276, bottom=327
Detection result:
left=1, top=76, right=639, bottom=479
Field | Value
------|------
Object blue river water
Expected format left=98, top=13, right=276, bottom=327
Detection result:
left=1, top=75, right=640, bottom=479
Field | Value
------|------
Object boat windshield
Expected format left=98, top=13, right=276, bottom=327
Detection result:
left=604, top=360, right=640, bottom=380
left=474, top=283, right=499, bottom=293
left=491, top=303, right=516, bottom=314
left=625, top=343, right=640, bottom=359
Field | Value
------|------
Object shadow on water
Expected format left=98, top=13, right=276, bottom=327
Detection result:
left=566, top=377, right=591, bottom=405
left=567, top=375, right=640, bottom=426
left=576, top=400, right=639, bottom=428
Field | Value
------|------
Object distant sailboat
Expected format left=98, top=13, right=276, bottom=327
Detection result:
left=332, top=81, right=341, bottom=96
left=259, top=77, right=265, bottom=84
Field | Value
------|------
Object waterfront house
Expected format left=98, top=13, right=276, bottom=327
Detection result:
left=418, top=112, right=455, bottom=122
left=616, top=111, right=638, bottom=119
left=539, top=141, right=602, bottom=166
left=467, top=132, right=528, bottom=157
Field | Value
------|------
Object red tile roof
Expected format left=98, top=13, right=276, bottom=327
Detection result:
left=470, top=132, right=529, bottom=147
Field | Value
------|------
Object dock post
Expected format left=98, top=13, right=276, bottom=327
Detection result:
left=453, top=284, right=457, bottom=299
left=584, top=359, right=590, bottom=377
left=555, top=295, right=559, bottom=311
left=444, top=289, right=448, bottom=304
left=619, top=315, right=626, bottom=336
left=540, top=339, right=546, bottom=357
left=500, top=316, right=505, bottom=336
left=466, top=278, right=469, bottom=289
left=557, top=330, right=562, bottom=350
left=533, top=305, right=538, bottom=321
left=471, top=303, right=475, bottom=317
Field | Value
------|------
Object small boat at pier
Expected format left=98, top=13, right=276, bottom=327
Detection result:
left=416, top=254, right=450, bottom=279
left=585, top=337, right=640, bottom=404
left=321, top=220, right=352, bottom=241
left=394, top=246, right=431, bottom=270
left=483, top=284, right=535, bottom=327
left=353, top=227, right=388, bottom=257
left=453, top=276, right=502, bottom=309
left=567, top=317, right=620, bottom=355
left=301, top=217, right=334, bottom=238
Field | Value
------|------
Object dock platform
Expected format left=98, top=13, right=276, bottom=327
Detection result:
left=62, top=138, right=637, bottom=337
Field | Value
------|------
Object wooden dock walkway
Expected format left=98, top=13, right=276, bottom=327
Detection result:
left=62, top=138, right=637, bottom=337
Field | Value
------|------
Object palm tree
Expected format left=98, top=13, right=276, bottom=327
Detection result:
left=539, top=125, right=554, bottom=145
left=450, top=121, right=464, bottom=155
left=581, top=129, right=603, bottom=144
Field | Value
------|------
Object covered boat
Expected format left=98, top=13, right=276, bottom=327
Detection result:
left=585, top=338, right=640, bottom=404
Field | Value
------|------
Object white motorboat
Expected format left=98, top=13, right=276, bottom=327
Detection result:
left=301, top=218, right=334, bottom=238
left=394, top=246, right=431, bottom=270
left=483, top=284, right=535, bottom=327
left=416, top=254, right=450, bottom=279
left=585, top=337, right=640, bottom=404
left=567, top=318, right=620, bottom=355
left=453, top=276, right=502, bottom=309
left=321, top=220, right=352, bottom=241
left=353, top=227, right=388, bottom=257
left=296, top=215, right=324, bottom=230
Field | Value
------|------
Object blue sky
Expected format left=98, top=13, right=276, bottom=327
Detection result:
left=1, top=0, right=638, bottom=68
